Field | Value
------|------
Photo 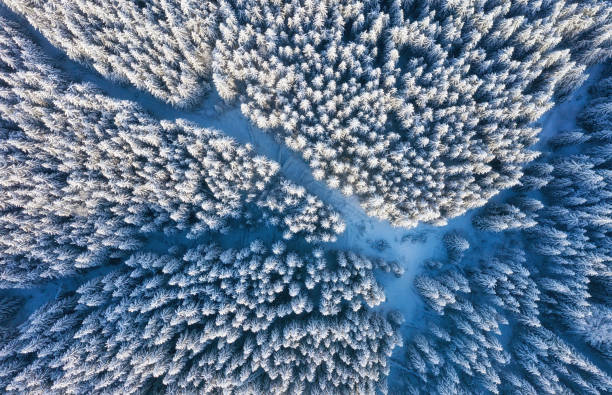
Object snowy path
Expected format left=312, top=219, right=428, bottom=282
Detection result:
left=0, top=3, right=604, bottom=343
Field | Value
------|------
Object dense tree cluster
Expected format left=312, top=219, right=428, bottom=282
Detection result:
left=404, top=242, right=612, bottom=394
left=0, top=16, right=406, bottom=394
left=214, top=0, right=612, bottom=227
left=408, top=247, right=532, bottom=394
left=0, top=18, right=343, bottom=287
left=0, top=2, right=611, bottom=394
left=473, top=66, right=612, bottom=357
left=7, top=0, right=610, bottom=226
left=0, top=243, right=402, bottom=394
left=4, top=0, right=219, bottom=107
left=398, top=67, right=612, bottom=394
left=526, top=68, right=612, bottom=360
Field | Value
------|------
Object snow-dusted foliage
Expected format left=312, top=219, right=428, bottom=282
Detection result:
left=472, top=202, right=538, bottom=231
left=524, top=68, right=612, bottom=359
left=403, top=242, right=612, bottom=394
left=407, top=248, right=529, bottom=394
left=399, top=67, right=612, bottom=394
left=472, top=66, right=612, bottom=347
left=0, top=2, right=611, bottom=394
left=0, top=17, right=403, bottom=394
left=0, top=18, right=343, bottom=287
left=214, top=0, right=612, bottom=227
left=0, top=243, right=402, bottom=394
left=442, top=230, right=470, bottom=263
left=6, top=0, right=611, bottom=225
left=3, top=0, right=218, bottom=107
left=0, top=295, right=22, bottom=342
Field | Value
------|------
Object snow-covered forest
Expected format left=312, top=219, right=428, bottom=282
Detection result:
left=0, top=1, right=610, bottom=394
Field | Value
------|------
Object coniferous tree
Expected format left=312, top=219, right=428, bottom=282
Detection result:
left=4, top=0, right=220, bottom=107
left=0, top=17, right=343, bottom=287
left=214, top=0, right=612, bottom=227
left=0, top=243, right=402, bottom=394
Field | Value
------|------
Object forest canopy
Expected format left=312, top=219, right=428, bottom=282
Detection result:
left=0, top=1, right=611, bottom=394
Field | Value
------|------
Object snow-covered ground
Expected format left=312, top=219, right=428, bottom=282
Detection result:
left=0, top=2, right=604, bottom=375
